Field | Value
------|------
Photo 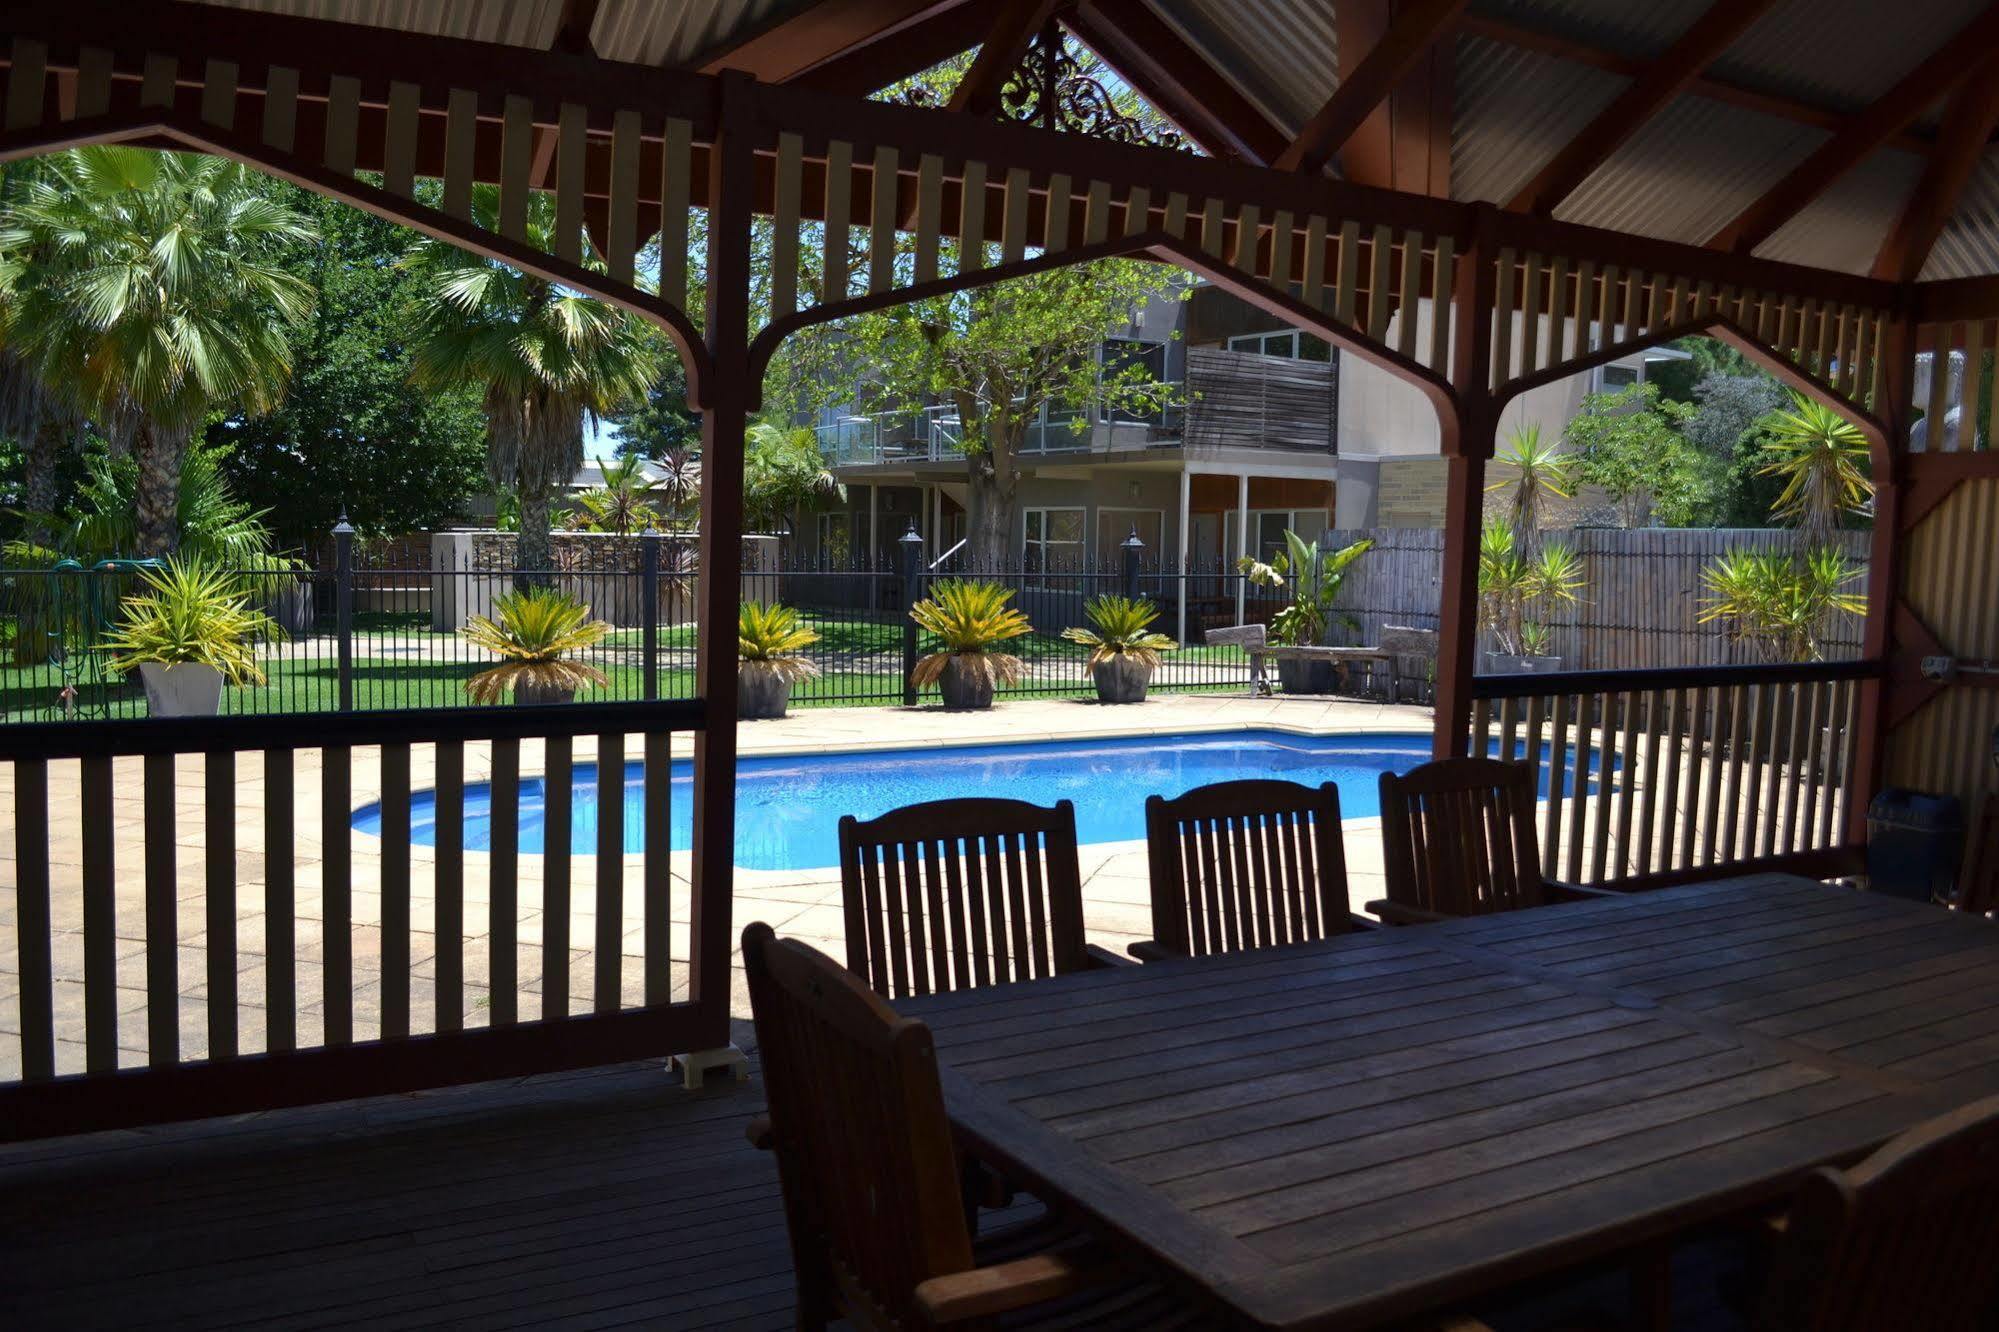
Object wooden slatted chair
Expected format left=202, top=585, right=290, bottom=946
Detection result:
left=838, top=797, right=1124, bottom=999
left=1950, top=793, right=1999, bottom=915
left=1756, top=1091, right=1999, bottom=1330
left=1133, top=779, right=1371, bottom=960
left=742, top=923, right=1214, bottom=1330
left=1374, top=757, right=1614, bottom=924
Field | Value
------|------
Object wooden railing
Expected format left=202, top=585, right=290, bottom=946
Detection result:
left=2, top=700, right=716, bottom=1139
left=1471, top=660, right=1879, bottom=890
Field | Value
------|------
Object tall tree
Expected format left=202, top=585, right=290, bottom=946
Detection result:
left=210, top=187, right=487, bottom=543
left=1564, top=382, right=1713, bottom=527
left=405, top=185, right=658, bottom=574
left=0, top=147, right=315, bottom=554
left=785, top=261, right=1179, bottom=562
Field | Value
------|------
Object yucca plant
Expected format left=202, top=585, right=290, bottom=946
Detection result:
left=738, top=601, right=819, bottom=719
left=1698, top=546, right=1864, bottom=663
left=1487, top=424, right=1573, bottom=550
left=1755, top=392, right=1874, bottom=546
left=461, top=586, right=611, bottom=704
left=1478, top=526, right=1584, bottom=659
left=909, top=579, right=1032, bottom=709
left=101, top=557, right=285, bottom=716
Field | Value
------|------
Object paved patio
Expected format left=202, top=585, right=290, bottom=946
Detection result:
left=0, top=693, right=1431, bottom=1078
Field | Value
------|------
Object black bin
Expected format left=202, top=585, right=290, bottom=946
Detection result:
left=1867, top=789, right=1964, bottom=903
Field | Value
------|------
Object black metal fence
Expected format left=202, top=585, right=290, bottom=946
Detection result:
left=0, top=528, right=1436, bottom=723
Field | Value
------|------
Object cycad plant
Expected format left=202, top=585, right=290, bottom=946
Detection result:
left=1698, top=546, right=1865, bottom=663
left=1062, top=595, right=1177, bottom=668
left=1238, top=531, right=1373, bottom=646
left=738, top=600, right=820, bottom=719
left=0, top=147, right=317, bottom=555
left=1755, top=393, right=1873, bottom=546
left=461, top=586, right=611, bottom=704
left=406, top=186, right=659, bottom=576
left=909, top=579, right=1033, bottom=707
left=101, top=556, right=284, bottom=686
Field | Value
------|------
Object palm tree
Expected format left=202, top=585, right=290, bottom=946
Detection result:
left=564, top=453, right=661, bottom=535
left=1757, top=392, right=1872, bottom=547
left=1487, top=423, right=1573, bottom=551
left=648, top=447, right=701, bottom=528
left=744, top=420, right=844, bottom=534
left=0, top=147, right=316, bottom=555
left=406, top=186, right=659, bottom=576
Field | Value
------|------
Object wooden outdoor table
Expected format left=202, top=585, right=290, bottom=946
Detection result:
left=895, top=874, right=1999, bottom=1330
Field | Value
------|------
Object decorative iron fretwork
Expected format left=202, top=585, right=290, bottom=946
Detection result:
left=893, top=23, right=1187, bottom=151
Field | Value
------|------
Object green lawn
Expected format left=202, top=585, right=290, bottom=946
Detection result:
left=0, top=611, right=1248, bottom=722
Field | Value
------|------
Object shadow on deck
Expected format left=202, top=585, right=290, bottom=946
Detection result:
left=1, top=1017, right=1756, bottom=1331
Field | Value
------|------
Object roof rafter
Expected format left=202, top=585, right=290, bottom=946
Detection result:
left=1273, top=0, right=1468, bottom=174
left=947, top=0, right=1061, bottom=117
left=1873, top=55, right=1999, bottom=284
left=788, top=2, right=988, bottom=96
left=694, top=0, right=958, bottom=80
left=550, top=0, right=600, bottom=57
left=1503, top=0, right=1783, bottom=215
left=1066, top=0, right=1289, bottom=164
left=1459, top=14, right=1935, bottom=156
left=1707, top=4, right=1999, bottom=256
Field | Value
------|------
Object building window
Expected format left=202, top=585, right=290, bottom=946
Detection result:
left=816, top=512, right=854, bottom=566
left=1024, top=507, right=1085, bottom=572
left=1226, top=330, right=1334, bottom=363
left=1596, top=361, right=1641, bottom=392
left=1226, top=508, right=1330, bottom=563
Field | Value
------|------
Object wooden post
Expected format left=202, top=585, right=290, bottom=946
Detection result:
left=1235, top=472, right=1251, bottom=626
left=1434, top=205, right=1499, bottom=758
left=1848, top=306, right=1917, bottom=844
left=682, top=71, right=755, bottom=1081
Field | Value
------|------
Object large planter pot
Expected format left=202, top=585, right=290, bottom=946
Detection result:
left=938, top=655, right=996, bottom=711
left=739, top=663, right=793, bottom=720
left=1092, top=655, right=1154, bottom=704
left=1276, top=656, right=1338, bottom=695
left=137, top=662, right=224, bottom=717
left=1481, top=652, right=1564, bottom=675
left=513, top=681, right=577, bottom=706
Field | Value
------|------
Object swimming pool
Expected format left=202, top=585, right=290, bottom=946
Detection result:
left=352, top=729, right=1606, bottom=871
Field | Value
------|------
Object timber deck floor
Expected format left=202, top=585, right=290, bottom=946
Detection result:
left=0, top=1018, right=1752, bottom=1330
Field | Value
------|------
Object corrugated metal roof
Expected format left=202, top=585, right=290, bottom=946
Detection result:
left=1923, top=147, right=1999, bottom=282
left=1711, top=0, right=1984, bottom=118
left=1452, top=34, right=1623, bottom=207
left=1758, top=150, right=1922, bottom=275
left=1554, top=96, right=1825, bottom=246
left=196, top=1, right=570, bottom=52
left=592, top=0, right=799, bottom=67
left=190, top=0, right=797, bottom=66
left=1465, top=0, right=1712, bottom=60
left=1145, top=0, right=1338, bottom=135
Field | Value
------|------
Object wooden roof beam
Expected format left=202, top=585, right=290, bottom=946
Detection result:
left=947, top=0, right=1061, bottom=117
left=787, top=2, right=988, bottom=96
left=1459, top=14, right=1935, bottom=157
left=1066, top=0, right=1289, bottom=165
left=551, top=0, right=601, bottom=57
left=695, top=0, right=960, bottom=81
left=1707, top=4, right=1999, bottom=256
left=1873, top=56, right=1999, bottom=284
left=1506, top=0, right=1780, bottom=215
left=1273, top=0, right=1468, bottom=174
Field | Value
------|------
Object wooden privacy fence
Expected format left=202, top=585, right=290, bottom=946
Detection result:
left=0, top=701, right=715, bottom=1139
left=1470, top=660, right=1875, bottom=891
left=1322, top=526, right=1869, bottom=669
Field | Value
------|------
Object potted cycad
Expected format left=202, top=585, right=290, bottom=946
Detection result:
left=102, top=557, right=284, bottom=717
left=1063, top=595, right=1177, bottom=703
left=739, top=601, right=819, bottom=720
left=909, top=578, right=1033, bottom=710
left=462, top=586, right=611, bottom=705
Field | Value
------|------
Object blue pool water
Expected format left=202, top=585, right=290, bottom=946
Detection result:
left=351, top=730, right=1604, bottom=871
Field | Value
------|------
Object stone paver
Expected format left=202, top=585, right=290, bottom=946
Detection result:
left=0, top=694, right=1430, bottom=1077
